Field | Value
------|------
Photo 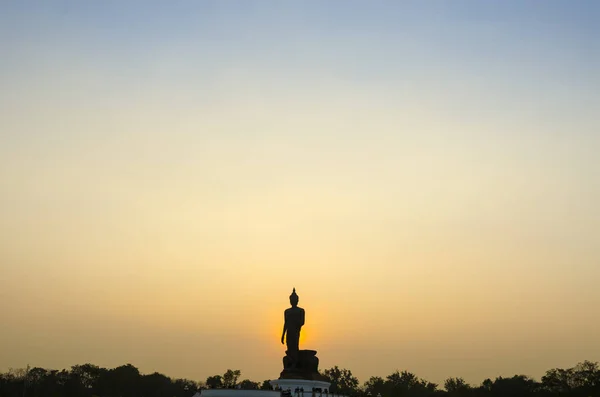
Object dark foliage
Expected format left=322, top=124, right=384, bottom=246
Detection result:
left=1, top=361, right=599, bottom=397
left=323, top=366, right=360, bottom=395
left=357, top=361, right=600, bottom=397
left=0, top=364, right=198, bottom=397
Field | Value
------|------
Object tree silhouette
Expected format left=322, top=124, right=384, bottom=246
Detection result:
left=443, top=377, right=471, bottom=395
left=485, top=375, right=537, bottom=397
left=206, top=375, right=223, bottom=389
left=260, top=380, right=272, bottom=390
left=239, top=379, right=260, bottom=389
left=222, top=370, right=241, bottom=389
left=363, top=376, right=387, bottom=397
left=323, top=366, right=360, bottom=395
left=385, top=370, right=438, bottom=397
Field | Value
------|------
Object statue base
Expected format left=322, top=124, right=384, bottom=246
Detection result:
left=278, top=350, right=328, bottom=382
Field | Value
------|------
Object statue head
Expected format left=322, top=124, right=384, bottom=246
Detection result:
left=289, top=288, right=299, bottom=307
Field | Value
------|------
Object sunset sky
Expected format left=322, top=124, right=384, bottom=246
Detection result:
left=1, top=0, right=599, bottom=386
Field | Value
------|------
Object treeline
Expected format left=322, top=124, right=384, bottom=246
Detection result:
left=1, top=360, right=599, bottom=397
left=0, top=364, right=198, bottom=397
left=355, top=360, right=600, bottom=397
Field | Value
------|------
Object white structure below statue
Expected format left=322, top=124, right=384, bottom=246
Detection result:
left=269, top=379, right=331, bottom=394
left=197, top=383, right=348, bottom=397
left=199, top=390, right=279, bottom=397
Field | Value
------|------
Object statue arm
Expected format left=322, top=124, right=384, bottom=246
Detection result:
left=281, top=315, right=287, bottom=344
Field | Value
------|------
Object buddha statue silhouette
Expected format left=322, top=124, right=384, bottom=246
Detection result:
left=281, top=288, right=305, bottom=369
left=277, top=288, right=326, bottom=382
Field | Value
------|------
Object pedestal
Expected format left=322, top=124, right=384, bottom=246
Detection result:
left=279, top=350, right=328, bottom=381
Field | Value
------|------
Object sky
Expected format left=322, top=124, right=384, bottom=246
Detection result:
left=1, top=0, right=599, bottom=386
